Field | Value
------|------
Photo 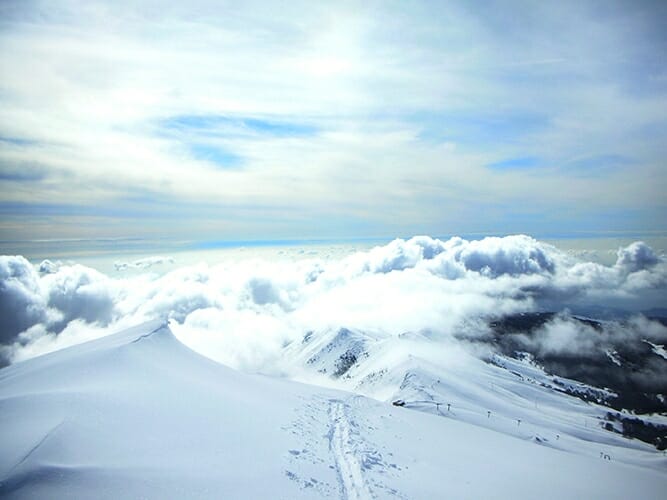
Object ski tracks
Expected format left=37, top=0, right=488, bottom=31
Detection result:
left=284, top=395, right=405, bottom=499
left=328, top=400, right=374, bottom=500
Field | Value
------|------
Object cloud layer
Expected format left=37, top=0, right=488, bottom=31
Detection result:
left=1, top=1, right=666, bottom=240
left=1, top=236, right=665, bottom=372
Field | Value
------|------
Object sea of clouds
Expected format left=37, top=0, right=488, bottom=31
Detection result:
left=1, top=235, right=666, bottom=373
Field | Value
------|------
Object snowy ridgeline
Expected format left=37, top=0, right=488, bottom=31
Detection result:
left=282, top=318, right=667, bottom=453
left=1, top=321, right=666, bottom=499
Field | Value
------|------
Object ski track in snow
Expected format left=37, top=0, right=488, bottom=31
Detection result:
left=283, top=394, right=404, bottom=499
left=328, top=400, right=374, bottom=500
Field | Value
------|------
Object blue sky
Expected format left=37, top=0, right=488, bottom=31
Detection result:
left=0, top=0, right=666, bottom=243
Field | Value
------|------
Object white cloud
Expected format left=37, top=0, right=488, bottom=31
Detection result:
left=42, top=264, right=116, bottom=330
left=2, top=236, right=665, bottom=372
left=114, top=256, right=174, bottom=272
left=507, top=313, right=667, bottom=392
left=0, top=255, right=47, bottom=343
left=615, top=241, right=660, bottom=274
left=0, top=1, right=665, bottom=239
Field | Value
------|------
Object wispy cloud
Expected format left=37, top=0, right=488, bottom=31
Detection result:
left=560, top=154, right=634, bottom=177
left=487, top=157, right=542, bottom=171
left=189, top=144, right=243, bottom=169
left=161, top=115, right=318, bottom=138
left=0, top=0, right=665, bottom=240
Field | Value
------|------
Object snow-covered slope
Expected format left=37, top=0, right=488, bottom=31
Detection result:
left=1, top=322, right=666, bottom=499
left=281, top=324, right=667, bottom=462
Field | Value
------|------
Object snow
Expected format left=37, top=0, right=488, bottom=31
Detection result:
left=282, top=323, right=662, bottom=462
left=328, top=401, right=374, bottom=499
left=606, top=349, right=623, bottom=366
left=1, top=321, right=666, bottom=499
left=646, top=340, right=667, bottom=360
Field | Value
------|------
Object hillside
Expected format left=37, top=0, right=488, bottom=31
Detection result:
left=1, top=321, right=666, bottom=499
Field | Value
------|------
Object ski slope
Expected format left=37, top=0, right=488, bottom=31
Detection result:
left=1, top=321, right=665, bottom=499
left=279, top=323, right=667, bottom=464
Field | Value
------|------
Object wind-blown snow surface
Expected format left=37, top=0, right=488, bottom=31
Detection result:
left=1, top=321, right=665, bottom=499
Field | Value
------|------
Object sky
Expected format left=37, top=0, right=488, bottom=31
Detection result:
left=1, top=0, right=666, bottom=243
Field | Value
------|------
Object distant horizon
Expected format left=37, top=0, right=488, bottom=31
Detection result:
left=4, top=231, right=667, bottom=264
left=5, top=227, right=667, bottom=245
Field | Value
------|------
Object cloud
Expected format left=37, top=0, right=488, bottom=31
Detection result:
left=0, top=256, right=117, bottom=351
left=178, top=307, right=293, bottom=373
left=533, top=315, right=667, bottom=359
left=42, top=264, right=116, bottom=331
left=125, top=263, right=223, bottom=323
left=38, top=259, right=60, bottom=274
left=0, top=255, right=47, bottom=343
left=514, top=315, right=602, bottom=358
left=2, top=236, right=665, bottom=375
left=0, top=1, right=666, bottom=240
left=487, top=156, right=542, bottom=171
left=445, top=235, right=556, bottom=277
left=114, top=256, right=174, bottom=271
left=335, top=235, right=557, bottom=279
left=506, top=313, right=667, bottom=393
left=615, top=241, right=660, bottom=274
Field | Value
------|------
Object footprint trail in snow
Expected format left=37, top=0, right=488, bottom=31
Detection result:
left=329, top=400, right=374, bottom=500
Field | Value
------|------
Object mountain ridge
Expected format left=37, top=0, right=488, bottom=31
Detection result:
left=1, top=321, right=666, bottom=499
